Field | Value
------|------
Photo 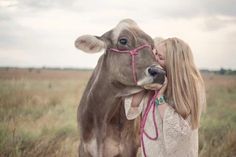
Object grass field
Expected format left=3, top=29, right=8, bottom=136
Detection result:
left=0, top=68, right=236, bottom=157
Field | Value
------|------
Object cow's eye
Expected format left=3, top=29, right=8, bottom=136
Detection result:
left=119, top=38, right=128, bottom=45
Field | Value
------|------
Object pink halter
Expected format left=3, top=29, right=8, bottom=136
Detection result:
left=109, top=44, right=152, bottom=84
left=110, top=44, right=159, bottom=157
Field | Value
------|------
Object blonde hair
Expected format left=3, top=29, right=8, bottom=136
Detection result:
left=157, top=37, right=206, bottom=129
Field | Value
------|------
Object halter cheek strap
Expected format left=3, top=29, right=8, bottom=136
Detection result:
left=109, top=44, right=152, bottom=84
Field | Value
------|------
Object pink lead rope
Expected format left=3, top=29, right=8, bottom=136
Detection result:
left=109, top=44, right=151, bottom=84
left=141, top=91, right=159, bottom=157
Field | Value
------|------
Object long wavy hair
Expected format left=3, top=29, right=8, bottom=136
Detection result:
left=155, top=37, right=206, bottom=129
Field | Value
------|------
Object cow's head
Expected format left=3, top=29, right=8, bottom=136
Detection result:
left=75, top=19, right=165, bottom=95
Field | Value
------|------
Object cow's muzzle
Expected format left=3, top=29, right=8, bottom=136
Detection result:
left=137, top=65, right=166, bottom=86
left=147, top=65, right=166, bottom=84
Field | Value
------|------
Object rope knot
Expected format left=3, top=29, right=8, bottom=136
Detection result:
left=109, top=44, right=151, bottom=84
left=130, top=50, right=138, bottom=56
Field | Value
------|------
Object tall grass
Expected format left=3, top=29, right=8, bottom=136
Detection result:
left=0, top=69, right=235, bottom=157
left=0, top=76, right=88, bottom=157
left=199, top=75, right=236, bottom=157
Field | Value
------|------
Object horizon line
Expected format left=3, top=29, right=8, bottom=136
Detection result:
left=0, top=66, right=235, bottom=71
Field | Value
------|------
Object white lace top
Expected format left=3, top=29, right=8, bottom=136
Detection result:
left=124, top=94, right=198, bottom=157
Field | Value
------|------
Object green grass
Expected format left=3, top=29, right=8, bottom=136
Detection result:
left=0, top=71, right=235, bottom=157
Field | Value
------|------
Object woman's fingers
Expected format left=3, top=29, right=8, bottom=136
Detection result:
left=158, top=76, right=168, bottom=95
left=144, top=83, right=163, bottom=90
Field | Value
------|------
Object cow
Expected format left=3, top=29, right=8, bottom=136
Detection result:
left=74, top=19, right=165, bottom=157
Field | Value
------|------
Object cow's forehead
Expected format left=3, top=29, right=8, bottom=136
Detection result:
left=112, top=20, right=141, bottom=42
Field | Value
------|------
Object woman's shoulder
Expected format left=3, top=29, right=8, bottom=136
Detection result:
left=163, top=106, right=198, bottom=155
left=163, top=105, right=192, bottom=134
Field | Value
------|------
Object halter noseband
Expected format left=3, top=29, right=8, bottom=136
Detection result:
left=109, top=44, right=152, bottom=84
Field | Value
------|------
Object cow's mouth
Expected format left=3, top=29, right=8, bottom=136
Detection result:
left=137, top=65, right=166, bottom=89
left=122, top=65, right=166, bottom=111
left=116, top=65, right=165, bottom=99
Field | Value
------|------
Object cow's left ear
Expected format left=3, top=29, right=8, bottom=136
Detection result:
left=75, top=35, right=106, bottom=53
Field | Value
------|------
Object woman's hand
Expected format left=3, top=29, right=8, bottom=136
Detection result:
left=157, top=76, right=168, bottom=97
left=143, top=76, right=168, bottom=93
left=144, top=83, right=163, bottom=91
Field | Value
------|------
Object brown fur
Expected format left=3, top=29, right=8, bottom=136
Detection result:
left=75, top=19, right=162, bottom=157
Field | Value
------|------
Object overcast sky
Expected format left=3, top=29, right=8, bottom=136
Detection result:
left=0, top=0, right=236, bottom=69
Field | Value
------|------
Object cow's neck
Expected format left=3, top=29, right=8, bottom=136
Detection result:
left=86, top=55, right=143, bottom=124
left=88, top=72, right=120, bottom=118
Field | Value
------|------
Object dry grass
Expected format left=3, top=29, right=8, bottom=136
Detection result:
left=199, top=74, right=236, bottom=157
left=0, top=68, right=91, bottom=157
left=0, top=68, right=235, bottom=157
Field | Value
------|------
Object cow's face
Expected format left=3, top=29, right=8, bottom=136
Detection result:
left=75, top=19, right=165, bottom=89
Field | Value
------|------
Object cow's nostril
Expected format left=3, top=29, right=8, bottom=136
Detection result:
left=148, top=68, right=158, bottom=77
left=147, top=67, right=166, bottom=77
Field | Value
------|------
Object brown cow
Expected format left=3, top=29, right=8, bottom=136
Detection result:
left=75, top=19, right=165, bottom=157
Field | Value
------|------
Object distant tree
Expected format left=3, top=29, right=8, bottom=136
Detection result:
left=219, top=68, right=226, bottom=75
left=28, top=68, right=33, bottom=72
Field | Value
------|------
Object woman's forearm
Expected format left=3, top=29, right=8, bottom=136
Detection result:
left=131, top=91, right=146, bottom=107
left=158, top=103, right=168, bottom=120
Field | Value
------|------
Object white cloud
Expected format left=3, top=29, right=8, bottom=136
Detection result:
left=0, top=0, right=236, bottom=69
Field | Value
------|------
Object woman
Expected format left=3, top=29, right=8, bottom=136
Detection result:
left=124, top=37, right=206, bottom=157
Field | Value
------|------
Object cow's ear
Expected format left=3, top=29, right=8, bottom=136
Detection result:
left=75, top=35, right=106, bottom=53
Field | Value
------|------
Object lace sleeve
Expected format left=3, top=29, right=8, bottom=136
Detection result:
left=124, top=96, right=144, bottom=120
left=163, top=106, right=192, bottom=153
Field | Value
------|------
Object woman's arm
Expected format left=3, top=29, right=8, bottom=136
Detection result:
left=157, top=102, right=168, bottom=119
left=124, top=91, right=146, bottom=120
left=155, top=76, right=168, bottom=119
left=131, top=91, right=146, bottom=107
